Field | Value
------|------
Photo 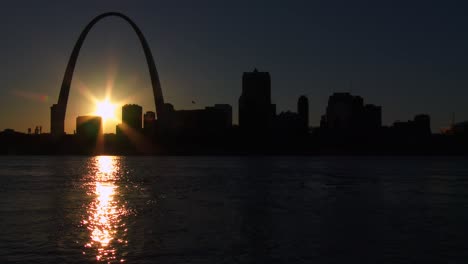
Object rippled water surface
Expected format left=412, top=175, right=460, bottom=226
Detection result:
left=0, top=156, right=468, bottom=263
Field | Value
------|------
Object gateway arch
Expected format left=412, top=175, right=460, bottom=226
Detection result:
left=51, top=12, right=165, bottom=135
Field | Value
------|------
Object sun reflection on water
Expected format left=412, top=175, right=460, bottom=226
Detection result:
left=82, top=156, right=127, bottom=263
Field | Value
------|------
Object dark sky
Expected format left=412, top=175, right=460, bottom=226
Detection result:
left=1, top=0, right=468, bottom=133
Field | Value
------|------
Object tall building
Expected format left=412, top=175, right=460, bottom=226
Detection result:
left=76, top=116, right=102, bottom=140
left=392, top=114, right=431, bottom=136
left=322, top=93, right=362, bottom=130
left=414, top=114, right=431, bottom=135
left=122, top=104, right=143, bottom=131
left=298, top=95, right=309, bottom=133
left=363, top=104, right=382, bottom=129
left=238, top=68, right=276, bottom=134
left=321, top=92, right=382, bottom=132
left=274, top=95, right=310, bottom=136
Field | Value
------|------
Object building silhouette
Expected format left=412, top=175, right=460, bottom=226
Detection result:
left=122, top=104, right=143, bottom=132
left=275, top=111, right=302, bottom=135
left=363, top=104, right=382, bottom=129
left=239, top=69, right=276, bottom=134
left=76, top=116, right=102, bottom=140
left=449, top=120, right=468, bottom=136
left=414, top=114, right=431, bottom=135
left=392, top=114, right=431, bottom=137
left=320, top=92, right=381, bottom=133
left=206, top=104, right=232, bottom=128
left=274, top=96, right=310, bottom=136
left=160, top=103, right=232, bottom=134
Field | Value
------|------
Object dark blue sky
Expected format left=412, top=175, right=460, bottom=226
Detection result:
left=1, top=0, right=468, bottom=133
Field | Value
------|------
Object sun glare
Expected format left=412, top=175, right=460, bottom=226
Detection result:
left=95, top=99, right=116, bottom=121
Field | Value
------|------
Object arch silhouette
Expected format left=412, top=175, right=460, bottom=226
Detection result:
left=51, top=12, right=165, bottom=135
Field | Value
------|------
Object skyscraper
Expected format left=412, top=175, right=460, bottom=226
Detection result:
left=322, top=93, right=361, bottom=130
left=238, top=68, right=276, bottom=134
left=76, top=116, right=102, bottom=140
left=363, top=104, right=382, bottom=129
left=414, top=114, right=431, bottom=135
left=122, top=104, right=143, bottom=131
left=321, top=92, right=382, bottom=132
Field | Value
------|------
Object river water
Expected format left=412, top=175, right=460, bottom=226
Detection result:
left=0, top=156, right=467, bottom=263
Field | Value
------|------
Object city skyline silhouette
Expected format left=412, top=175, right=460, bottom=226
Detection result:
left=2, top=1, right=468, bottom=134
left=1, top=8, right=468, bottom=154
left=2, top=4, right=468, bottom=263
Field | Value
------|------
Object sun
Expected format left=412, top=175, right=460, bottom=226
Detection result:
left=95, top=99, right=116, bottom=121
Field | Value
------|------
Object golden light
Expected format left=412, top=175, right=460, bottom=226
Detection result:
left=95, top=99, right=117, bottom=121
left=82, top=156, right=128, bottom=263
left=72, top=57, right=151, bottom=133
